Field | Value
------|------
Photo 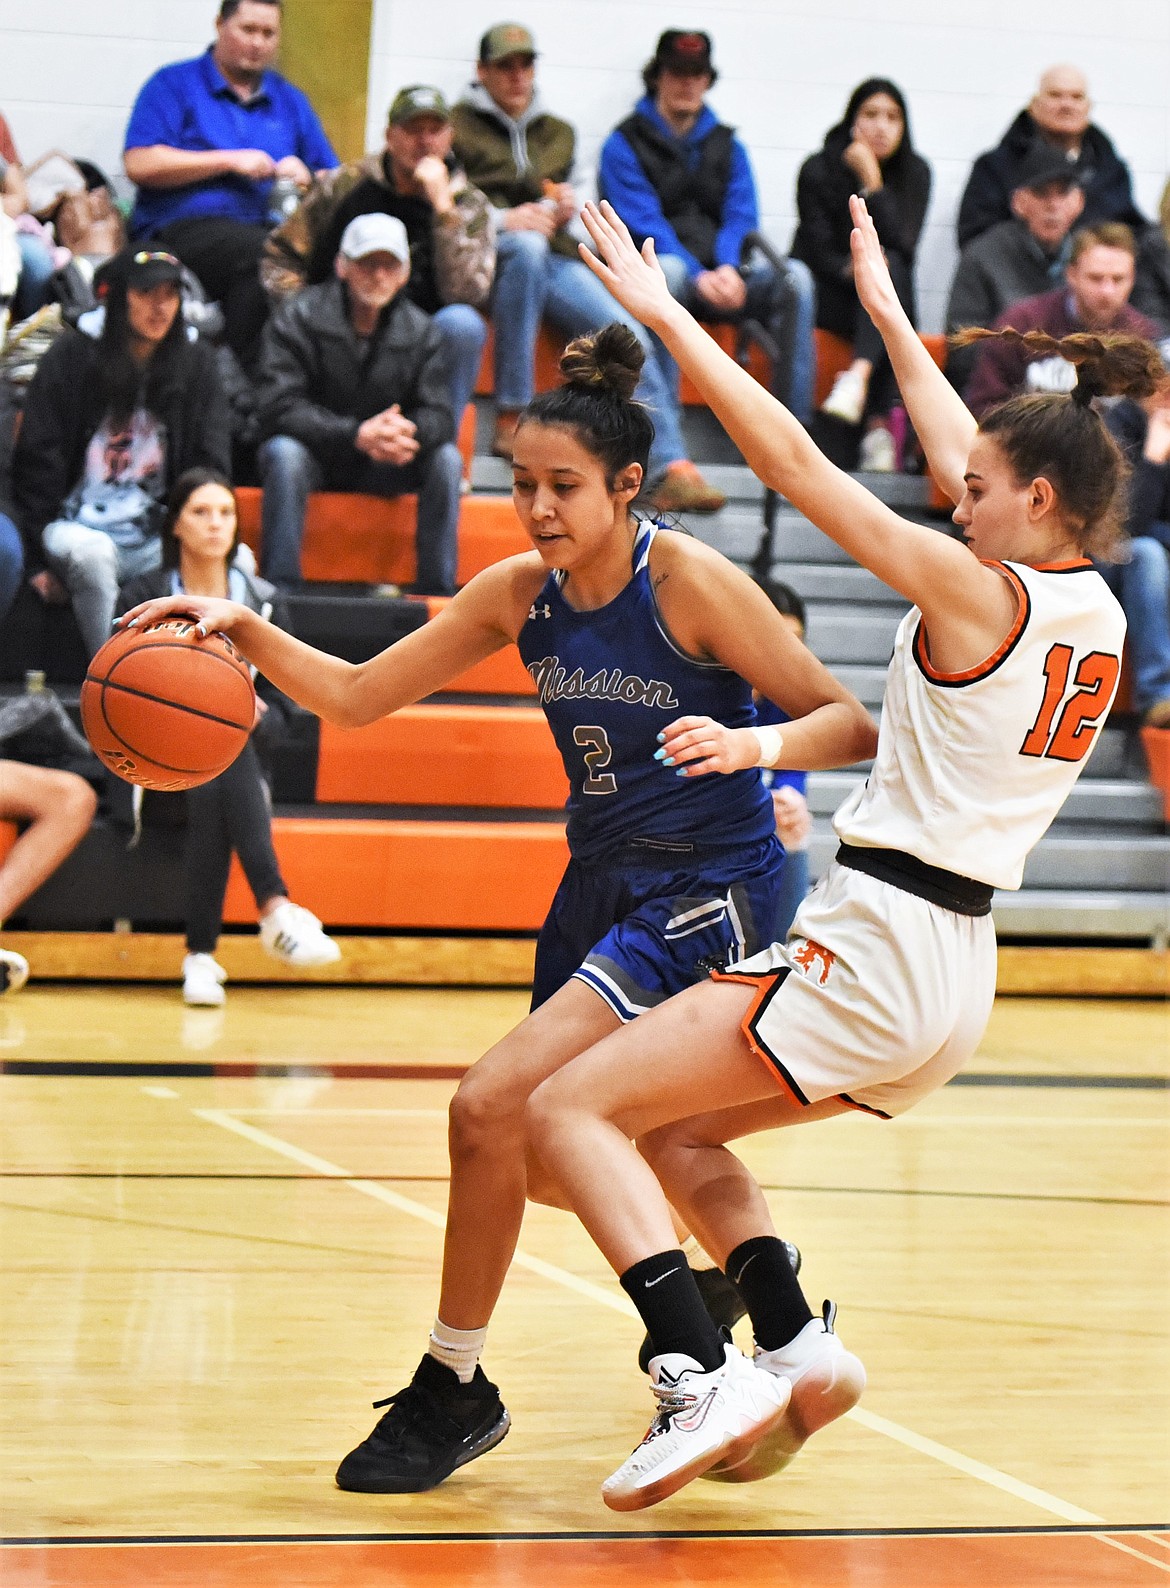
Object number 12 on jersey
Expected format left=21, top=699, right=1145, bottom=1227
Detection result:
left=1020, top=644, right=1121, bottom=763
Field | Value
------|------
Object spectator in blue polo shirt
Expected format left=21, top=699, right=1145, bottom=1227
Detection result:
left=124, top=0, right=336, bottom=369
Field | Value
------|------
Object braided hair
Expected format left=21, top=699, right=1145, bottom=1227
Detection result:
left=951, top=326, right=1166, bottom=557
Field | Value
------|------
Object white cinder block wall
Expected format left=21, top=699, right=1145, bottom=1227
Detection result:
left=370, top=0, right=1170, bottom=331
left=0, top=1, right=1166, bottom=332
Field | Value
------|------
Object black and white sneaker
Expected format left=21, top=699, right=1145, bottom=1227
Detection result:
left=335, top=1352, right=510, bottom=1493
left=637, top=1241, right=802, bottom=1374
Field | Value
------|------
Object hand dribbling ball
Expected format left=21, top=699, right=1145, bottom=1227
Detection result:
left=81, top=619, right=256, bottom=790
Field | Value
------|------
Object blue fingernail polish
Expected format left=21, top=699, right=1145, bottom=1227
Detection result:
left=674, top=767, right=687, bottom=777
left=656, top=731, right=665, bottom=743
left=653, top=747, right=666, bottom=760
left=662, top=756, right=675, bottom=766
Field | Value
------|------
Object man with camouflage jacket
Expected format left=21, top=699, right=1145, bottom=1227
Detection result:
left=264, top=85, right=494, bottom=427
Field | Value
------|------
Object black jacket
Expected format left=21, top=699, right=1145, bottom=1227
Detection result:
left=0, top=373, right=16, bottom=524
left=791, top=126, right=931, bottom=286
left=12, top=328, right=230, bottom=563
left=254, top=280, right=454, bottom=466
left=956, top=111, right=1143, bottom=248
left=1102, top=401, right=1170, bottom=541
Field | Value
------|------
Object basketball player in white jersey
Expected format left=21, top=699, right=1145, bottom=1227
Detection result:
left=523, top=196, right=1163, bottom=1511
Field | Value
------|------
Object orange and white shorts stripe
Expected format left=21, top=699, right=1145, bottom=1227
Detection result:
left=714, top=861, right=998, bottom=1118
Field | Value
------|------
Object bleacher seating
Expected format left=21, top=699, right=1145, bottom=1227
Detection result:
left=3, top=336, right=1166, bottom=990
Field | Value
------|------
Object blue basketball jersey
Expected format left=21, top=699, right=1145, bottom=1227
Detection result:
left=517, top=519, right=774, bottom=863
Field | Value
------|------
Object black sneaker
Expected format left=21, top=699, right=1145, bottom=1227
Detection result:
left=637, top=1243, right=803, bottom=1374
left=335, top=1352, right=510, bottom=1493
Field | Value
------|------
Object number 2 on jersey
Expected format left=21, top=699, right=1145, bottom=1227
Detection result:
left=1020, top=644, right=1121, bottom=762
left=573, top=725, right=618, bottom=794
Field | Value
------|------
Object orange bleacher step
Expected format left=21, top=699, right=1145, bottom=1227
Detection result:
left=234, top=490, right=530, bottom=587
left=317, top=705, right=566, bottom=807
left=222, top=816, right=567, bottom=930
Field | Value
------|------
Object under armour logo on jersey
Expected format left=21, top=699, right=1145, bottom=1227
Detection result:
left=791, top=938, right=836, bottom=985
left=528, top=602, right=552, bottom=620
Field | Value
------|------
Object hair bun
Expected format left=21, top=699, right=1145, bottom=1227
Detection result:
left=559, top=324, right=645, bottom=402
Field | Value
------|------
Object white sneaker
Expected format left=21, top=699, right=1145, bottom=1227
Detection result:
left=708, top=1301, right=866, bottom=1483
left=601, top=1342, right=791, bottom=1512
left=820, top=368, right=867, bottom=425
left=858, top=425, right=897, bottom=472
left=258, top=900, right=341, bottom=967
left=183, top=953, right=227, bottom=1007
left=0, top=948, right=29, bottom=995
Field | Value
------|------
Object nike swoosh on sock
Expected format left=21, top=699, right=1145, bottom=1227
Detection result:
left=644, top=1266, right=683, bottom=1289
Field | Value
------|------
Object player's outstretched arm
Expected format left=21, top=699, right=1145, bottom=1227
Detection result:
left=119, top=571, right=519, bottom=728
left=579, top=201, right=1005, bottom=652
left=848, top=194, right=975, bottom=503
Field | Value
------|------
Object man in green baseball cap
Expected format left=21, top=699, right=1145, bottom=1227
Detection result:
left=263, top=81, right=495, bottom=432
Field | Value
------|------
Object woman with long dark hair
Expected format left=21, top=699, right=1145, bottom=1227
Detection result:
left=13, top=249, right=230, bottom=655
left=792, top=79, right=932, bottom=469
left=118, top=468, right=340, bottom=1005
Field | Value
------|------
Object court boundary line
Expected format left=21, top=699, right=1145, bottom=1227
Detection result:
left=3, top=1522, right=1167, bottom=1546
left=195, top=1108, right=1112, bottom=1527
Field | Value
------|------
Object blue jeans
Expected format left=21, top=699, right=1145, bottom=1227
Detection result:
left=432, top=303, right=488, bottom=429
left=0, top=513, right=23, bottom=626
left=258, top=434, right=462, bottom=594
left=14, top=232, right=56, bottom=321
left=41, top=520, right=162, bottom=657
left=656, top=251, right=817, bottom=424
left=490, top=230, right=686, bottom=478
left=1096, top=537, right=1170, bottom=713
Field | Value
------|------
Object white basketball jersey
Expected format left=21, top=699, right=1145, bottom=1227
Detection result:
left=834, top=559, right=1126, bottom=890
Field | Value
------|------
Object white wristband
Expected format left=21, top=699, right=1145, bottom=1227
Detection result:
left=751, top=725, right=784, bottom=769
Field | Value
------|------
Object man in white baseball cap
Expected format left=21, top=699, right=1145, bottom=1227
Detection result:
left=255, top=209, right=463, bottom=593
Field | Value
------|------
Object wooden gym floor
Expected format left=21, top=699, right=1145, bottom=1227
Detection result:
left=0, top=983, right=1167, bottom=1586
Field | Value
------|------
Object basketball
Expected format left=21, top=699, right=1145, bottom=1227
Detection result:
left=80, top=619, right=256, bottom=791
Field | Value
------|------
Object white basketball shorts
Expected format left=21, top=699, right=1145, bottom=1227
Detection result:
left=713, top=860, right=998, bottom=1118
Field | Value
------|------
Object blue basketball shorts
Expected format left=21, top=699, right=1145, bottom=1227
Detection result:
left=530, top=833, right=784, bottom=1022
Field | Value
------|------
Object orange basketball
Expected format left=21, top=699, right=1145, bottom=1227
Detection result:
left=81, top=619, right=256, bottom=791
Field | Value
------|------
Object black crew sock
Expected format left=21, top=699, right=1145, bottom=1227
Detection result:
left=619, top=1249, right=725, bottom=1372
left=725, top=1235, right=814, bottom=1351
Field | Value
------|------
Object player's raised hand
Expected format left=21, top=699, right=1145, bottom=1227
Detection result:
left=655, top=714, right=760, bottom=778
left=118, top=593, right=249, bottom=640
left=848, top=193, right=905, bottom=333
left=579, top=201, right=676, bottom=329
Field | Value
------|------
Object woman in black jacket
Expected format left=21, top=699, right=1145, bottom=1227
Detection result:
left=13, top=249, right=230, bottom=655
left=119, top=469, right=340, bottom=1005
left=791, top=79, right=931, bottom=470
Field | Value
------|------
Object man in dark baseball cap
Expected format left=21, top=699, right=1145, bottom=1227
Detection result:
left=646, top=29, right=715, bottom=82
left=946, top=140, right=1087, bottom=388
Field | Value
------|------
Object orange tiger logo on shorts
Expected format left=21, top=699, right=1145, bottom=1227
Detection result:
left=792, top=938, right=836, bottom=985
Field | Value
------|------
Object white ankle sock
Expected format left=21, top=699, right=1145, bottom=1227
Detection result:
left=427, top=1318, right=488, bottom=1383
left=681, top=1235, right=718, bottom=1272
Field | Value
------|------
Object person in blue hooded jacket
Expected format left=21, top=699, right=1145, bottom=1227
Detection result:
left=598, top=30, right=816, bottom=426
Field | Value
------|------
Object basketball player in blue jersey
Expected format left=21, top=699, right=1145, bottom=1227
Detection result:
left=521, top=198, right=1154, bottom=1511
left=121, top=323, right=878, bottom=1493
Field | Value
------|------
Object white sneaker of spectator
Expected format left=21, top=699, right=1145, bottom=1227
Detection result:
left=183, top=952, right=227, bottom=1007
left=819, top=367, right=867, bottom=425
left=858, top=425, right=897, bottom=472
left=259, top=900, right=341, bottom=967
left=0, top=947, right=30, bottom=995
